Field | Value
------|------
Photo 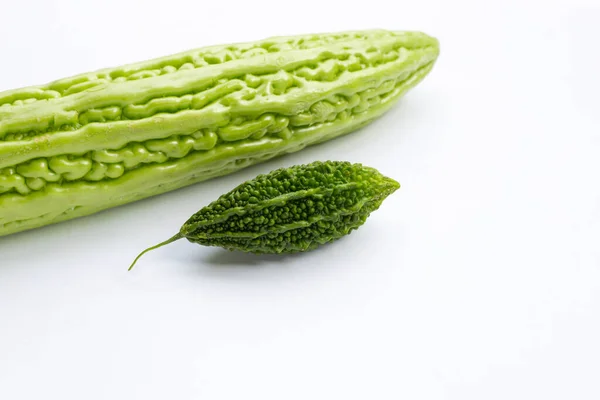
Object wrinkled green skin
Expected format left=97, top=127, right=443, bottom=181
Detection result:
left=0, top=30, right=438, bottom=237
left=129, top=161, right=399, bottom=269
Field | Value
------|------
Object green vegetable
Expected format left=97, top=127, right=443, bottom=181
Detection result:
left=0, top=30, right=438, bottom=237
left=129, top=161, right=399, bottom=269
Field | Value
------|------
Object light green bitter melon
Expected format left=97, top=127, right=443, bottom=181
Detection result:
left=0, top=30, right=438, bottom=237
left=129, top=161, right=399, bottom=269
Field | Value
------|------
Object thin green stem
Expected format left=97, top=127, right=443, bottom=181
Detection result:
left=128, top=233, right=183, bottom=271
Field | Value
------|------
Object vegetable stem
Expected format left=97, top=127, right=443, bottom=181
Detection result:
left=128, top=233, right=183, bottom=271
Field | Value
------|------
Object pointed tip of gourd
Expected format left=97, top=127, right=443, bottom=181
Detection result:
left=128, top=233, right=184, bottom=271
left=383, top=178, right=400, bottom=198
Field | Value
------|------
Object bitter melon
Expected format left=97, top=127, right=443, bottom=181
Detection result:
left=129, top=161, right=399, bottom=269
left=0, top=30, right=438, bottom=236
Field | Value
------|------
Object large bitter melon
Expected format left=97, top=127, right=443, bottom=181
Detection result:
left=0, top=30, right=439, bottom=236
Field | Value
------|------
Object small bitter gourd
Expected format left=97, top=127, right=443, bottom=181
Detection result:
left=0, top=30, right=438, bottom=236
left=129, top=161, right=399, bottom=269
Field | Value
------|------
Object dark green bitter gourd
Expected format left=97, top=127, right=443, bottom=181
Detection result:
left=129, top=161, right=399, bottom=269
left=0, top=29, right=438, bottom=237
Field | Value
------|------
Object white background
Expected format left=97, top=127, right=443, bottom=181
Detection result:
left=0, top=0, right=599, bottom=399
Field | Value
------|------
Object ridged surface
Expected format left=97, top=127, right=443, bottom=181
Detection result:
left=181, top=161, right=399, bottom=253
left=0, top=30, right=439, bottom=236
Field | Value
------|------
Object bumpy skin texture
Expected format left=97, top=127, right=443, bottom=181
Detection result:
left=0, top=30, right=438, bottom=236
left=129, top=161, right=399, bottom=268
left=184, top=161, right=399, bottom=252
